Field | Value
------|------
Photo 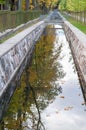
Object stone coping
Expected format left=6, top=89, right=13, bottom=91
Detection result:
left=0, top=20, right=45, bottom=97
left=63, top=19, right=86, bottom=84
left=64, top=20, right=86, bottom=45
left=0, top=21, right=44, bottom=57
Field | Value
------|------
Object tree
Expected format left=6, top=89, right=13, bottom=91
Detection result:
left=0, top=0, right=9, bottom=10
left=59, top=0, right=86, bottom=12
left=25, top=0, right=29, bottom=10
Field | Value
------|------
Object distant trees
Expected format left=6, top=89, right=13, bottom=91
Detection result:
left=59, top=0, right=86, bottom=24
left=15, top=0, right=61, bottom=12
left=0, top=0, right=18, bottom=10
left=59, top=0, right=86, bottom=12
left=0, top=0, right=7, bottom=10
left=25, top=0, right=29, bottom=10
left=0, top=0, right=61, bottom=11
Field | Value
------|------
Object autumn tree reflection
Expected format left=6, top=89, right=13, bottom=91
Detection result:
left=0, top=26, right=65, bottom=130
left=29, top=26, right=64, bottom=110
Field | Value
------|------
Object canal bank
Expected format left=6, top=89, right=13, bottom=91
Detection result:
left=0, top=23, right=86, bottom=130
left=0, top=11, right=86, bottom=104
left=63, top=20, right=86, bottom=101
left=42, top=25, right=86, bottom=130
left=46, top=11, right=86, bottom=101
left=0, top=21, right=45, bottom=98
left=0, top=20, right=45, bottom=122
left=0, top=11, right=86, bottom=128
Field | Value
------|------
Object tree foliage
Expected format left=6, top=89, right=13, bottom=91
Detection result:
left=59, top=0, right=86, bottom=12
left=0, top=26, right=64, bottom=129
left=0, top=0, right=61, bottom=11
left=0, top=0, right=5, bottom=4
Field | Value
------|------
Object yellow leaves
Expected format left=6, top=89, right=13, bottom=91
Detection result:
left=60, top=96, right=65, bottom=98
left=21, top=0, right=60, bottom=10
left=64, top=106, right=73, bottom=111
left=29, top=4, right=34, bottom=10
left=22, top=0, right=26, bottom=10
left=37, top=0, right=59, bottom=8
left=59, top=0, right=86, bottom=11
left=29, top=68, right=38, bottom=82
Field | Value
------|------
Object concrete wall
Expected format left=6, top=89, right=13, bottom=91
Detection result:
left=0, top=21, right=45, bottom=98
left=63, top=20, right=86, bottom=100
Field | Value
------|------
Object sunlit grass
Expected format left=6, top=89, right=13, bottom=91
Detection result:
left=68, top=18, right=86, bottom=34
left=0, top=20, right=39, bottom=44
left=63, top=15, right=86, bottom=34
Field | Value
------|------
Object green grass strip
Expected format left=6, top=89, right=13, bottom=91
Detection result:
left=63, top=15, right=86, bottom=34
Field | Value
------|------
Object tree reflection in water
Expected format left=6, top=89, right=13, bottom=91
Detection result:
left=0, top=26, right=65, bottom=130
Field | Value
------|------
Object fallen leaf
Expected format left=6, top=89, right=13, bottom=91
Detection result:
left=64, top=106, right=73, bottom=111
left=81, top=102, right=86, bottom=105
left=60, top=96, right=65, bottom=98
left=64, top=108, right=69, bottom=111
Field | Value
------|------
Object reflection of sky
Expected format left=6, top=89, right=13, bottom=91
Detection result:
left=42, top=25, right=86, bottom=130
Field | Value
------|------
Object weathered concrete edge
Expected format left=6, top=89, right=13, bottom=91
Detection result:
left=0, top=21, right=44, bottom=57
left=0, top=20, right=46, bottom=98
left=63, top=20, right=86, bottom=95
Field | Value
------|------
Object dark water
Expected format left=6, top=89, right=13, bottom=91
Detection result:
left=0, top=25, right=86, bottom=130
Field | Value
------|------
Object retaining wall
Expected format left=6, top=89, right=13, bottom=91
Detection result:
left=63, top=20, right=86, bottom=100
left=0, top=21, right=45, bottom=98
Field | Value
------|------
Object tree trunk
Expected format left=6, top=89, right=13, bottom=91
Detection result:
left=25, top=0, right=30, bottom=10
left=5, top=0, right=9, bottom=10
left=35, top=0, right=39, bottom=9
left=18, top=0, right=22, bottom=11
left=10, top=0, right=15, bottom=11
left=32, top=0, right=35, bottom=8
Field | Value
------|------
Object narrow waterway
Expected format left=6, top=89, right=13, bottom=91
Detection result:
left=41, top=25, right=86, bottom=130
left=0, top=24, right=86, bottom=130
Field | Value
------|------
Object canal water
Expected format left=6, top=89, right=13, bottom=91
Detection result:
left=0, top=24, right=86, bottom=130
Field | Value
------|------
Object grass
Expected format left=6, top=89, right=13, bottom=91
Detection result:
left=63, top=15, right=86, bottom=34
left=0, top=19, right=39, bottom=44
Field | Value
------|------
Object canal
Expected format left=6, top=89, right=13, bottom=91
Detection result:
left=0, top=24, right=86, bottom=130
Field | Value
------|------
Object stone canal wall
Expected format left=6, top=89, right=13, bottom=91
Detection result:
left=0, top=21, right=45, bottom=98
left=63, top=20, right=86, bottom=99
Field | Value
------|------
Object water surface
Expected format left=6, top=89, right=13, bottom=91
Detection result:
left=41, top=25, right=86, bottom=130
left=0, top=24, right=86, bottom=130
